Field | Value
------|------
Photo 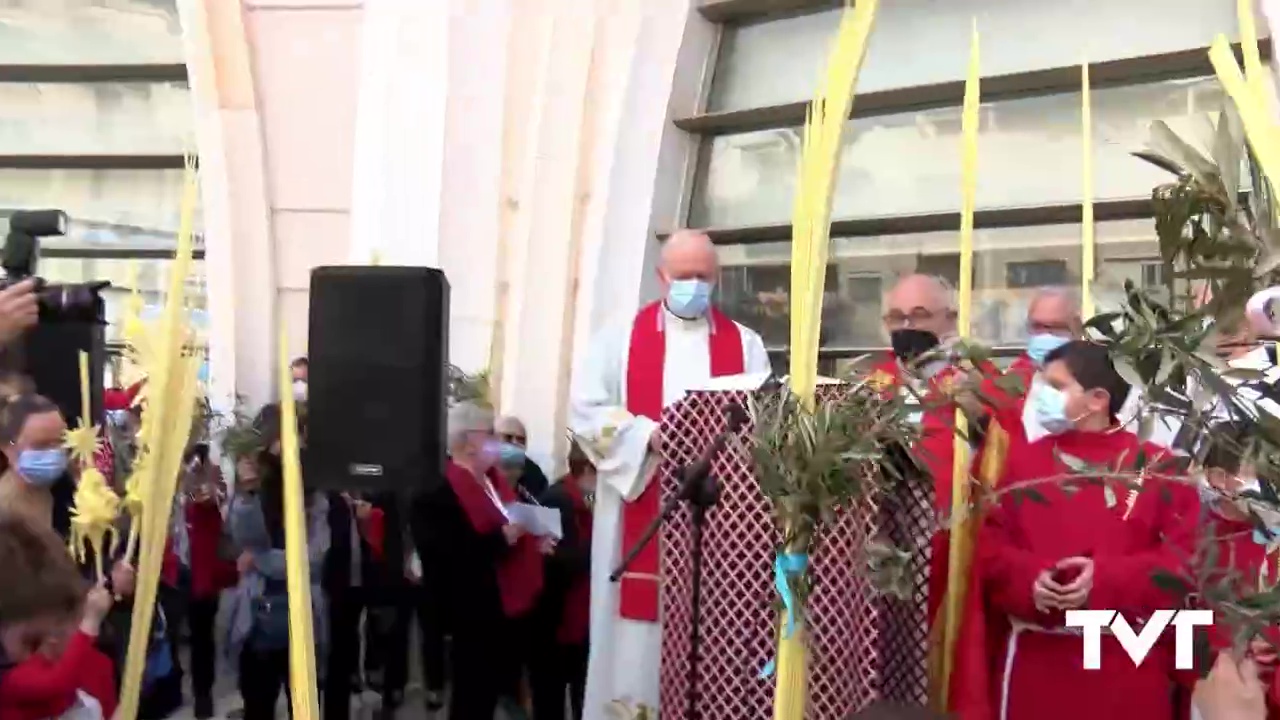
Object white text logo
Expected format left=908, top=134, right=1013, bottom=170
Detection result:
left=1064, top=609, right=1213, bottom=670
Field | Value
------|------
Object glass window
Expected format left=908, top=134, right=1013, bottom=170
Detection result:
left=692, top=76, right=1227, bottom=228
left=716, top=219, right=1158, bottom=350
left=0, top=82, right=192, bottom=156
left=0, top=169, right=201, bottom=250
left=0, top=0, right=184, bottom=66
left=39, top=256, right=207, bottom=345
left=707, top=0, right=1253, bottom=112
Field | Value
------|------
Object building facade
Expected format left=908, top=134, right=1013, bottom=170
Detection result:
left=4, top=0, right=1277, bottom=471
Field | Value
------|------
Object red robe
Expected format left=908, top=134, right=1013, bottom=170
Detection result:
left=868, top=354, right=1003, bottom=718
left=980, top=428, right=1198, bottom=720
left=952, top=354, right=1037, bottom=719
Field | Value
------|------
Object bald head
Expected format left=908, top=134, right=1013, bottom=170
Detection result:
left=658, top=230, right=719, bottom=319
left=1026, top=287, right=1082, bottom=338
left=883, top=274, right=956, bottom=338
left=494, top=415, right=527, bottom=448
left=659, top=230, right=718, bottom=285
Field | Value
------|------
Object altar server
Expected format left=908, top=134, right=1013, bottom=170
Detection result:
left=980, top=340, right=1199, bottom=720
left=569, top=229, right=770, bottom=719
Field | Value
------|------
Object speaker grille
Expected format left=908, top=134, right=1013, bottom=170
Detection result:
left=305, top=266, right=449, bottom=494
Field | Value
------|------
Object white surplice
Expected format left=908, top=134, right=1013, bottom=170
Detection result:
left=1113, top=345, right=1280, bottom=450
left=569, top=305, right=769, bottom=720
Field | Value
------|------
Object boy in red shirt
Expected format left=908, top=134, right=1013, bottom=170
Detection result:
left=979, top=340, right=1199, bottom=720
left=0, top=515, right=117, bottom=720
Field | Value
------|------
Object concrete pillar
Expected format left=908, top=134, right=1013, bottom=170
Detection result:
left=177, top=0, right=278, bottom=409
left=243, top=0, right=363, bottom=362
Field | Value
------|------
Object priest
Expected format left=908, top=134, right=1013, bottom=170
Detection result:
left=568, top=229, right=770, bottom=720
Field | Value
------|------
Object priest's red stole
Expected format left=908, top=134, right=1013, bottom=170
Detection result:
left=620, top=301, right=744, bottom=622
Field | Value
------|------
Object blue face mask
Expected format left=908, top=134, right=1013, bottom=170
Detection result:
left=1030, top=384, right=1074, bottom=435
left=666, top=279, right=713, bottom=319
left=1026, top=333, right=1069, bottom=367
left=498, top=442, right=525, bottom=465
left=16, top=448, right=68, bottom=487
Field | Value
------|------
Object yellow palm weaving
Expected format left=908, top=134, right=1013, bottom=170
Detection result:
left=776, top=3, right=879, bottom=720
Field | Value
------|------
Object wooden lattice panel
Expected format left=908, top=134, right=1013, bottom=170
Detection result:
left=657, top=389, right=933, bottom=719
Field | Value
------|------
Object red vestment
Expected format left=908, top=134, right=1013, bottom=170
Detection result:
left=951, top=353, right=1039, bottom=720
left=980, top=428, right=1198, bottom=720
left=867, top=354, right=1004, bottom=719
left=619, top=301, right=743, bottom=621
left=1174, top=511, right=1280, bottom=719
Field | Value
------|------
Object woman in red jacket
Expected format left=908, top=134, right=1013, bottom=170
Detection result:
left=179, top=443, right=236, bottom=719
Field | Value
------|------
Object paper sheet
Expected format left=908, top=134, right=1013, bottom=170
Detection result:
left=506, top=502, right=563, bottom=539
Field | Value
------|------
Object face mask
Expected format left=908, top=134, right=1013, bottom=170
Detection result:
left=16, top=448, right=68, bottom=487
left=666, top=279, right=713, bottom=319
left=292, top=381, right=308, bottom=402
left=1030, top=384, right=1075, bottom=436
left=498, top=441, right=525, bottom=465
left=477, top=439, right=502, bottom=468
left=890, top=329, right=940, bottom=363
left=1026, top=333, right=1069, bottom=367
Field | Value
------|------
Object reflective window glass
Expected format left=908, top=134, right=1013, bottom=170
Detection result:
left=0, top=0, right=184, bottom=65
left=692, top=76, right=1227, bottom=228
left=0, top=82, right=192, bottom=156
left=716, top=219, right=1161, bottom=349
left=0, top=169, right=201, bottom=250
left=708, top=0, right=1254, bottom=112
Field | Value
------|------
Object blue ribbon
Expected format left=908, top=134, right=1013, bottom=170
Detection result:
left=760, top=552, right=809, bottom=679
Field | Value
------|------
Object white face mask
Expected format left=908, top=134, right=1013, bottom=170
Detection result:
left=292, top=380, right=308, bottom=402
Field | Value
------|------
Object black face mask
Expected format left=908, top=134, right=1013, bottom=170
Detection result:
left=890, top=328, right=940, bottom=363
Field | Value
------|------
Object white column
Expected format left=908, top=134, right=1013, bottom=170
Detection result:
left=570, top=0, right=707, bottom=372
left=348, top=0, right=450, bottom=267
left=437, top=0, right=514, bottom=373
left=178, top=0, right=278, bottom=408
left=494, top=0, right=594, bottom=472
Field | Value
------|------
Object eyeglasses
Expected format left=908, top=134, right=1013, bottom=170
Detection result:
left=883, top=308, right=944, bottom=329
left=499, top=433, right=526, bottom=446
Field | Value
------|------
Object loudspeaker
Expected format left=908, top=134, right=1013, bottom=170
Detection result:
left=23, top=322, right=105, bottom=426
left=305, top=266, right=449, bottom=495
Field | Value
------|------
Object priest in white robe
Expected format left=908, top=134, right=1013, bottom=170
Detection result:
left=569, top=229, right=770, bottom=720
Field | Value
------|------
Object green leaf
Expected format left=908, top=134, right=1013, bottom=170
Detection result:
left=1147, top=120, right=1219, bottom=185
left=1104, top=484, right=1118, bottom=509
left=1151, top=570, right=1194, bottom=597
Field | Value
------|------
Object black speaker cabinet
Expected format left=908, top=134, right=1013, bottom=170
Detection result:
left=305, top=266, right=449, bottom=494
left=24, top=322, right=105, bottom=426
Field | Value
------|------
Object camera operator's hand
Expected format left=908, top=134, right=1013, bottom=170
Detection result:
left=0, top=279, right=38, bottom=345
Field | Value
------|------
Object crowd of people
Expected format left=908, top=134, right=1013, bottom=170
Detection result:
left=2, top=231, right=1280, bottom=720
left=0, top=271, right=600, bottom=720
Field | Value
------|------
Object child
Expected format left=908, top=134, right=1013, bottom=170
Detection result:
left=95, top=561, right=184, bottom=720
left=0, top=514, right=117, bottom=720
left=979, top=340, right=1200, bottom=720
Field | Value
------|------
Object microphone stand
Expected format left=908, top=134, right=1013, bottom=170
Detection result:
left=611, top=400, right=750, bottom=720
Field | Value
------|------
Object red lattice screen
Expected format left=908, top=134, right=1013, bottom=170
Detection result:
left=658, top=390, right=934, bottom=719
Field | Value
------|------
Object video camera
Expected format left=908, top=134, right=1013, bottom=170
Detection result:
left=1, top=209, right=109, bottom=323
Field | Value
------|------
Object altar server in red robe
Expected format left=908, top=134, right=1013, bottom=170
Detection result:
left=980, top=340, right=1199, bottom=720
left=568, top=230, right=770, bottom=720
